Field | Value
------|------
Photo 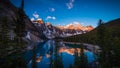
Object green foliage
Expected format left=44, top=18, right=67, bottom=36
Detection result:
left=63, top=18, right=120, bottom=67
left=111, top=37, right=120, bottom=66
left=0, top=4, right=27, bottom=67
left=67, top=44, right=89, bottom=68
left=0, top=53, right=27, bottom=68
left=0, top=17, right=11, bottom=57
left=0, top=0, right=27, bottom=67
left=52, top=41, right=64, bottom=68
left=14, top=8, right=26, bottom=38
left=0, top=17, right=10, bottom=43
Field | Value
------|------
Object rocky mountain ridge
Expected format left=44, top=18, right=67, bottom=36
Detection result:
left=56, top=22, right=93, bottom=31
left=0, top=0, right=46, bottom=43
left=0, top=0, right=94, bottom=41
left=32, top=19, right=94, bottom=38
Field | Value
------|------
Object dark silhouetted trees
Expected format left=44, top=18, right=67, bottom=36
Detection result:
left=14, top=0, right=26, bottom=44
left=52, top=40, right=64, bottom=68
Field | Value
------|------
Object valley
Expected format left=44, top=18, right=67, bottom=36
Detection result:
left=0, top=0, right=120, bottom=68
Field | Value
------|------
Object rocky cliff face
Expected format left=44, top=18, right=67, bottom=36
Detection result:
left=0, top=0, right=94, bottom=41
left=32, top=20, right=63, bottom=39
left=56, top=22, right=94, bottom=31
left=32, top=19, right=94, bottom=38
left=55, top=23, right=94, bottom=37
left=0, top=0, right=45, bottom=42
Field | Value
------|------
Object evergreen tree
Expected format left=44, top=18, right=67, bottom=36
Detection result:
left=0, top=17, right=11, bottom=58
left=74, top=44, right=88, bottom=68
left=112, top=37, right=120, bottom=66
left=1, top=17, right=10, bottom=43
left=52, top=40, right=64, bottom=68
left=79, top=44, right=89, bottom=68
left=32, top=46, right=37, bottom=68
left=14, top=0, right=26, bottom=43
left=97, top=19, right=112, bottom=68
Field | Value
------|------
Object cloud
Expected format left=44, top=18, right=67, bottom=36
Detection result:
left=37, top=18, right=42, bottom=20
left=31, top=17, right=35, bottom=21
left=66, top=0, right=75, bottom=9
left=49, top=8, right=55, bottom=12
left=33, top=12, right=39, bottom=18
left=52, top=17, right=56, bottom=20
left=46, top=16, right=56, bottom=20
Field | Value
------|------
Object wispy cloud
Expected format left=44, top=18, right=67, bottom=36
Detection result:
left=46, top=16, right=56, bottom=20
left=49, top=8, right=55, bottom=12
left=66, top=0, right=75, bottom=9
left=32, top=12, right=43, bottom=21
left=33, top=12, right=39, bottom=18
left=31, top=17, right=35, bottom=21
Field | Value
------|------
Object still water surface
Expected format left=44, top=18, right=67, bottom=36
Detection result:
left=24, top=40, right=97, bottom=68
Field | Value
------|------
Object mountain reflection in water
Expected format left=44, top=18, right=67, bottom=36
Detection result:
left=25, top=40, right=97, bottom=68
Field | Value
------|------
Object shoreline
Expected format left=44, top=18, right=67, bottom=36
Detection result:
left=63, top=41, right=101, bottom=54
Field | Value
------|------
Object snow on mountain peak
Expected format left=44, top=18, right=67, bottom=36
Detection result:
left=56, top=21, right=94, bottom=31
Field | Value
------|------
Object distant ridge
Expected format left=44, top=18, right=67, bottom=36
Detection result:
left=63, top=18, right=120, bottom=43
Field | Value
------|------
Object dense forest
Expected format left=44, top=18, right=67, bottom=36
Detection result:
left=0, top=0, right=120, bottom=68
left=63, top=18, right=120, bottom=67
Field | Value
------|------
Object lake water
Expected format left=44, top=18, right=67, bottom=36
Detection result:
left=24, top=40, right=98, bottom=68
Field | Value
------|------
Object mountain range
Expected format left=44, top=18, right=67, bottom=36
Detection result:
left=56, top=22, right=93, bottom=31
left=0, top=0, right=94, bottom=42
left=0, top=0, right=45, bottom=42
left=63, top=18, right=120, bottom=44
left=32, top=19, right=94, bottom=38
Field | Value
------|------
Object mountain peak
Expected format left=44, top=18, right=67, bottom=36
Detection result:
left=46, top=22, right=52, bottom=26
left=58, top=22, right=94, bottom=31
left=32, top=19, right=44, bottom=25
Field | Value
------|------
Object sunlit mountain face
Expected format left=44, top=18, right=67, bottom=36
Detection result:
left=56, top=22, right=94, bottom=31
left=30, top=19, right=94, bottom=38
left=32, top=20, right=44, bottom=25
left=33, top=40, right=95, bottom=64
left=35, top=47, right=88, bottom=63
left=58, top=47, right=88, bottom=56
left=1, top=0, right=120, bottom=68
left=32, top=19, right=94, bottom=31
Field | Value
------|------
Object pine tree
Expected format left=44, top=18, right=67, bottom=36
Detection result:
left=112, top=37, right=120, bottom=66
left=0, top=17, right=11, bottom=58
left=53, top=40, right=64, bottom=68
left=74, top=44, right=89, bottom=68
left=97, top=19, right=112, bottom=67
left=14, top=0, right=26, bottom=44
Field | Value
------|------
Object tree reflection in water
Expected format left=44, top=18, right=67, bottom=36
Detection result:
left=0, top=52, right=27, bottom=68
left=0, top=39, right=97, bottom=68
left=53, top=40, right=64, bottom=68
left=26, top=40, right=97, bottom=68
left=32, top=45, right=37, bottom=68
left=72, top=44, right=88, bottom=68
left=50, top=40, right=64, bottom=68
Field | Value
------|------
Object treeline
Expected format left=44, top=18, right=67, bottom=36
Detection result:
left=0, top=0, right=27, bottom=67
left=63, top=18, right=120, bottom=67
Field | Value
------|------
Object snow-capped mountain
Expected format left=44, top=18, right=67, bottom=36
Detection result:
left=31, top=20, right=94, bottom=39
left=32, top=20, right=63, bottom=39
left=0, top=0, right=44, bottom=42
left=55, top=21, right=94, bottom=37
left=56, top=21, right=94, bottom=31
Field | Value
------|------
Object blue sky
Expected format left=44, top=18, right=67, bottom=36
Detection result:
left=10, top=0, right=120, bottom=27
